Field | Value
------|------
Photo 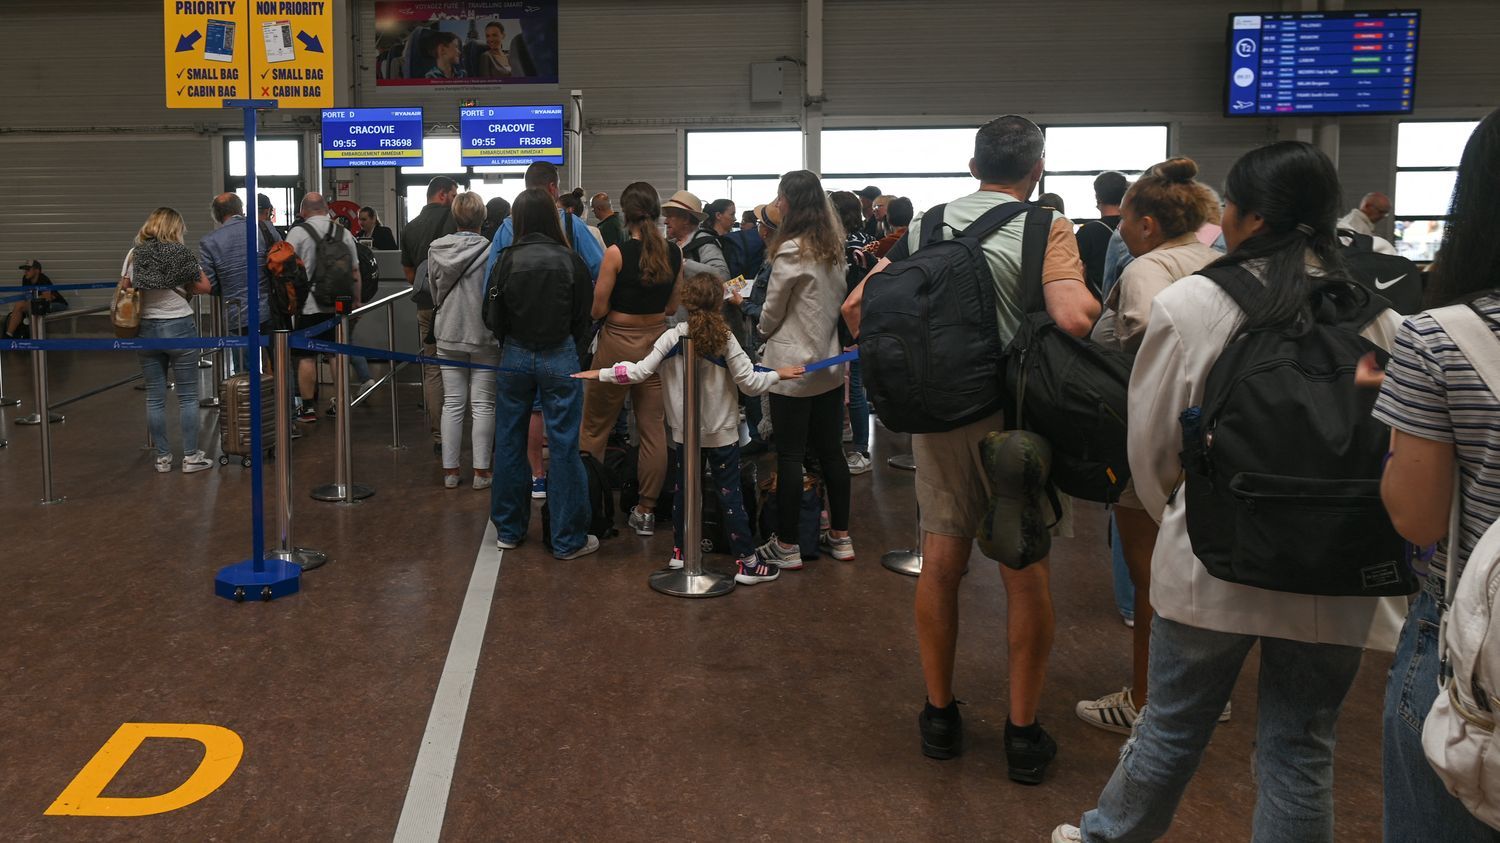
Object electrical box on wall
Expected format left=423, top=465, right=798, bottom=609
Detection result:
left=750, top=62, right=785, bottom=103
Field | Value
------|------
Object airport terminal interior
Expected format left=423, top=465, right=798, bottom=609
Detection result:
left=3, top=1, right=1499, bottom=841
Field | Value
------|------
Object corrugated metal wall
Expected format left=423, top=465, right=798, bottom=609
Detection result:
left=2, top=0, right=1497, bottom=294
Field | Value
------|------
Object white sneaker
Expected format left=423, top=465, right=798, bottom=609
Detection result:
left=756, top=536, right=803, bottom=570
left=1077, top=688, right=1232, bottom=736
left=472, top=473, right=493, bottom=490
left=1051, top=825, right=1082, bottom=843
left=555, top=534, right=600, bottom=561
left=443, top=473, right=460, bottom=489
left=820, top=530, right=855, bottom=561
left=357, top=378, right=377, bottom=395
left=154, top=454, right=173, bottom=474
left=1076, top=688, right=1140, bottom=735
left=846, top=452, right=873, bottom=475
left=496, top=536, right=521, bottom=550
left=182, top=450, right=213, bottom=474
left=668, top=549, right=684, bottom=570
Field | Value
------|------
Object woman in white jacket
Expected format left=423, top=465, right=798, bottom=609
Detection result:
left=580, top=273, right=803, bottom=584
left=1055, top=142, right=1405, bottom=843
left=756, top=170, right=857, bottom=567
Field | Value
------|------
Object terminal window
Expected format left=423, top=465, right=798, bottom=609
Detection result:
left=395, top=136, right=526, bottom=223
left=685, top=130, right=803, bottom=206
left=1039, top=125, right=1170, bottom=223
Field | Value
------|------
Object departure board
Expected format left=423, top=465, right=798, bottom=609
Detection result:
left=460, top=105, right=565, bottom=167
left=321, top=107, right=424, bottom=167
left=1226, top=10, right=1419, bottom=117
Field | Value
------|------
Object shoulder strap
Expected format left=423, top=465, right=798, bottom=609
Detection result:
left=1196, top=264, right=1263, bottom=318
left=1338, top=228, right=1374, bottom=253
left=919, top=204, right=948, bottom=249
left=1015, top=207, right=1053, bottom=314
left=958, top=200, right=1034, bottom=243
left=1431, top=304, right=1500, bottom=401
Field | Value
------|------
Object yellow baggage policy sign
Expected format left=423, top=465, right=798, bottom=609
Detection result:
left=163, top=1, right=333, bottom=109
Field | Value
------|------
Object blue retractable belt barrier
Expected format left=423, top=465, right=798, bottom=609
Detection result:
left=0, top=282, right=120, bottom=293
left=0, top=336, right=250, bottom=352
left=0, top=292, right=32, bottom=306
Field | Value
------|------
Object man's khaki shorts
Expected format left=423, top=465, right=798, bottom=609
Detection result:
left=911, top=410, right=1073, bottom=540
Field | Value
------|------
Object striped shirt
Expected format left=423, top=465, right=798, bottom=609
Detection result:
left=1372, top=296, right=1500, bottom=594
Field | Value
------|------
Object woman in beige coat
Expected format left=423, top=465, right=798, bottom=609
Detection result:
left=1055, top=142, right=1404, bottom=843
left=1077, top=159, right=1224, bottom=735
left=756, top=169, right=856, bottom=567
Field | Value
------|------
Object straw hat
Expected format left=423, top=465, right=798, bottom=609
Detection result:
left=661, top=190, right=706, bottom=222
left=756, top=202, right=783, bottom=230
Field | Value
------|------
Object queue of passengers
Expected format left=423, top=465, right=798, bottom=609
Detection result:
left=105, top=109, right=1500, bottom=841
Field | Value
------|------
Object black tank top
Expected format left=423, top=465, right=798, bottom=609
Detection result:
left=610, top=238, right=681, bottom=315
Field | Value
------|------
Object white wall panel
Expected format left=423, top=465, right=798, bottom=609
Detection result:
left=0, top=137, right=216, bottom=299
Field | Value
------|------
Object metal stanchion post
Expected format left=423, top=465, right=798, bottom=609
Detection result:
left=28, top=312, right=63, bottom=504
left=386, top=306, right=405, bottom=451
left=881, top=496, right=923, bottom=577
left=197, top=296, right=214, bottom=368
left=267, top=329, right=328, bottom=570
left=650, top=338, right=735, bottom=598
left=0, top=341, right=19, bottom=407
left=312, top=316, right=373, bottom=503
left=200, top=296, right=225, bottom=407
left=16, top=308, right=65, bottom=428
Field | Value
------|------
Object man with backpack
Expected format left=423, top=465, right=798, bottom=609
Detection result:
left=842, top=115, right=1097, bottom=785
left=200, top=192, right=280, bottom=372
left=287, top=192, right=361, bottom=423
left=1075, top=171, right=1128, bottom=295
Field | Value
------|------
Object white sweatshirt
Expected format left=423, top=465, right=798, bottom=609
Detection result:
left=592, top=323, right=780, bottom=448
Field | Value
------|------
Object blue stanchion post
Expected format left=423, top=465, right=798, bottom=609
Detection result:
left=215, top=100, right=301, bottom=603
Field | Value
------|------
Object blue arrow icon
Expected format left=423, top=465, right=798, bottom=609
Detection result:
left=176, top=30, right=202, bottom=52
left=297, top=31, right=323, bottom=53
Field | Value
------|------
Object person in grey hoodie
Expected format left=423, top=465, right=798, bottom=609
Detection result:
left=429, top=192, right=500, bottom=490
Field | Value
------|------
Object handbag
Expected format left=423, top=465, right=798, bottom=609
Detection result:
left=111, top=249, right=143, bottom=338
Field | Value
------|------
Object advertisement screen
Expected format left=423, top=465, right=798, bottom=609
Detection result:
left=374, top=1, right=559, bottom=87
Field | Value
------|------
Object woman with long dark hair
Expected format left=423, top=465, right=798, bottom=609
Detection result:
left=581, top=181, right=683, bottom=537
left=1364, top=110, right=1500, bottom=841
left=489, top=188, right=599, bottom=559
left=830, top=190, right=875, bottom=475
left=1054, top=142, right=1406, bottom=842
left=757, top=170, right=856, bottom=567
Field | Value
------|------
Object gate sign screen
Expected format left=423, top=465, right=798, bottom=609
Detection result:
left=460, top=105, right=564, bottom=166
left=322, top=107, right=424, bottom=167
left=1226, top=10, right=1419, bottom=116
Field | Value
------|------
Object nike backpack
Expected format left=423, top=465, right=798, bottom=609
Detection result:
left=1421, top=303, right=1500, bottom=833
left=1181, top=264, right=1416, bottom=597
left=860, top=201, right=1038, bottom=433
left=1340, top=229, right=1423, bottom=314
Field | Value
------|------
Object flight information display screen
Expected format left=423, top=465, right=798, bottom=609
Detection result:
left=321, top=107, right=424, bottom=167
left=460, top=105, right=565, bottom=167
left=1226, top=10, right=1419, bottom=117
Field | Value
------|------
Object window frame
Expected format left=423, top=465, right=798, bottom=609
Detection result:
left=1038, top=122, right=1170, bottom=223
left=223, top=135, right=307, bottom=225
left=683, top=128, right=805, bottom=203
left=1390, top=119, right=1480, bottom=263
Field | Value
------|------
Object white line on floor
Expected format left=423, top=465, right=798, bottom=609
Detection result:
left=393, top=521, right=502, bottom=843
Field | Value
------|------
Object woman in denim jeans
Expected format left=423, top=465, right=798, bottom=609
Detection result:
left=1054, top=143, right=1406, bottom=842
left=488, top=188, right=598, bottom=559
left=1365, top=110, right=1500, bottom=842
left=121, top=207, right=213, bottom=474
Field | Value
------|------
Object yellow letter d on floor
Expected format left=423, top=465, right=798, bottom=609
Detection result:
left=45, top=723, right=243, bottom=817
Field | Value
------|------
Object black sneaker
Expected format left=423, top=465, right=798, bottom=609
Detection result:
left=918, top=700, right=963, bottom=760
left=1004, top=721, right=1057, bottom=785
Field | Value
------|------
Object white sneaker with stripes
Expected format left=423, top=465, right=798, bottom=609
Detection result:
left=1076, top=687, right=1232, bottom=735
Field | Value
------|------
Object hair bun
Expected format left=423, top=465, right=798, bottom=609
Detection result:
left=1155, top=157, right=1199, bottom=183
left=570, top=187, right=585, bottom=199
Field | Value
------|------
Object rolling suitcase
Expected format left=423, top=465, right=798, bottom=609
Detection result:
left=219, top=373, right=276, bottom=467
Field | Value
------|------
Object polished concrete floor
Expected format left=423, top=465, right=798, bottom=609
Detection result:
left=0, top=327, right=1390, bottom=841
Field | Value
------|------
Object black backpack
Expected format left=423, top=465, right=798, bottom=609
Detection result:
left=1181, top=264, right=1416, bottom=598
left=541, top=453, right=618, bottom=551
left=297, top=221, right=358, bottom=310
left=860, top=201, right=1039, bottom=433
left=1002, top=211, right=1134, bottom=504
left=357, top=241, right=380, bottom=304
left=1339, top=229, right=1423, bottom=315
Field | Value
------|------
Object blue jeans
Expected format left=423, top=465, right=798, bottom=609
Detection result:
left=1383, top=590, right=1500, bottom=841
left=1111, top=515, right=1135, bottom=621
left=138, top=316, right=201, bottom=458
left=670, top=443, right=755, bottom=559
left=491, top=339, right=588, bottom=555
left=1080, top=617, right=1363, bottom=842
left=847, top=359, right=870, bottom=455
left=347, top=317, right=373, bottom=383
